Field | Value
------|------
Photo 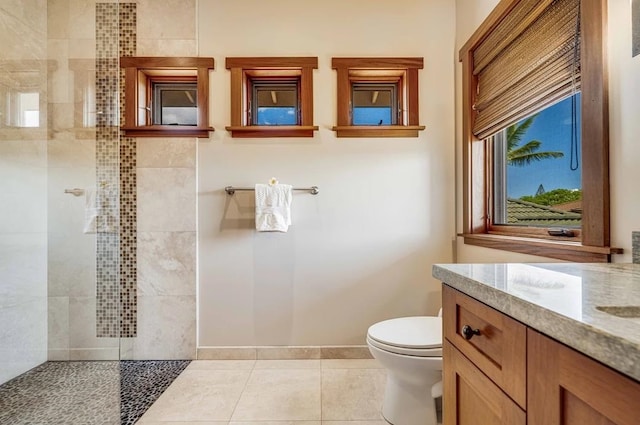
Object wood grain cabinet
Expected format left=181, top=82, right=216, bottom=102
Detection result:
left=443, top=285, right=640, bottom=425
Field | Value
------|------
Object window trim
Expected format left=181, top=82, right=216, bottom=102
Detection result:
left=460, top=0, right=620, bottom=262
left=225, top=57, right=318, bottom=138
left=331, top=57, right=425, bottom=138
left=120, top=56, right=214, bottom=138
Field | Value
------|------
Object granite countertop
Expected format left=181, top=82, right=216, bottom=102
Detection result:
left=432, top=262, right=640, bottom=382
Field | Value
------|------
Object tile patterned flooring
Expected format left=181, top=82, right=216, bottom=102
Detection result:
left=137, top=359, right=388, bottom=425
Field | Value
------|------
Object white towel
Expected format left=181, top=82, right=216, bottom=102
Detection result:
left=255, top=183, right=292, bottom=232
left=83, top=188, right=117, bottom=234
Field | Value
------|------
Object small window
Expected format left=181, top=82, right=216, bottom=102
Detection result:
left=331, top=58, right=424, bottom=137
left=351, top=83, right=398, bottom=126
left=250, top=80, right=299, bottom=126
left=152, top=82, right=197, bottom=126
left=225, top=57, right=318, bottom=138
left=120, top=57, right=214, bottom=138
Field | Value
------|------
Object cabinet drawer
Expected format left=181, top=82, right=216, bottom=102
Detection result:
left=443, top=285, right=526, bottom=408
left=444, top=340, right=526, bottom=425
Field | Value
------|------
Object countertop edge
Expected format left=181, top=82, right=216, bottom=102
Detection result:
left=432, top=264, right=640, bottom=382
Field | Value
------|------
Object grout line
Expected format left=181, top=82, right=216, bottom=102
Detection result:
left=227, top=359, right=256, bottom=421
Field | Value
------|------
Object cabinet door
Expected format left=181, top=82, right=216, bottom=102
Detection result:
left=528, top=329, right=640, bottom=425
left=444, top=340, right=526, bottom=425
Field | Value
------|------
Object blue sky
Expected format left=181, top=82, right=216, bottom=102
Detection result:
left=507, top=94, right=582, bottom=198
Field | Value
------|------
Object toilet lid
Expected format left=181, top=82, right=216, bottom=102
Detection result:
left=367, top=316, right=442, bottom=349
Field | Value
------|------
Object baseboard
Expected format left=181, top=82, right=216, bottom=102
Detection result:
left=197, top=345, right=373, bottom=360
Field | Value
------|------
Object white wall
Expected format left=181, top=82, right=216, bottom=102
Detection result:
left=454, top=0, right=640, bottom=264
left=197, top=0, right=456, bottom=346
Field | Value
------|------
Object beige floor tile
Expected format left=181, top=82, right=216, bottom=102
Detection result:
left=187, top=360, right=256, bottom=370
left=139, top=422, right=227, bottom=425
left=321, top=369, right=386, bottom=420
left=254, top=360, right=321, bottom=369
left=231, top=422, right=321, bottom=425
left=321, top=359, right=383, bottom=369
left=231, top=369, right=321, bottom=421
left=322, top=422, right=388, bottom=425
left=138, top=369, right=250, bottom=422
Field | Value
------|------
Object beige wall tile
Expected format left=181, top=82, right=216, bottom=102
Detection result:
left=68, top=0, right=96, bottom=39
left=68, top=348, right=120, bottom=361
left=136, top=39, right=197, bottom=56
left=48, top=296, right=69, bottom=350
left=68, top=296, right=119, bottom=350
left=197, top=347, right=257, bottom=360
left=0, top=233, right=47, bottom=301
left=132, top=295, right=196, bottom=360
left=138, top=231, right=196, bottom=296
left=321, top=359, right=383, bottom=369
left=137, top=168, right=196, bottom=232
left=187, top=360, right=256, bottom=370
left=137, top=138, right=196, bottom=168
left=254, top=360, right=321, bottom=369
left=257, top=347, right=321, bottom=360
left=137, top=0, right=196, bottom=40
left=320, top=346, right=373, bottom=360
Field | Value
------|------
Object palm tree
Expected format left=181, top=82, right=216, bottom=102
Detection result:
left=507, top=116, right=564, bottom=167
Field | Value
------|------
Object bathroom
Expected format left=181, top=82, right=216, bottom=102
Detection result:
left=1, top=0, right=639, bottom=423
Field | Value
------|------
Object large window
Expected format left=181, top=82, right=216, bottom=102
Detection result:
left=460, top=0, right=619, bottom=262
left=492, top=94, right=582, bottom=230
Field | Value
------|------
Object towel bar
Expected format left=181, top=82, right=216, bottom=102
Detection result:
left=225, top=186, right=319, bottom=195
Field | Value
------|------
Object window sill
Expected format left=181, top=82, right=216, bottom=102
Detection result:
left=121, top=126, right=213, bottom=138
left=331, top=125, right=425, bottom=138
left=461, top=233, right=623, bottom=263
left=225, top=125, right=318, bottom=138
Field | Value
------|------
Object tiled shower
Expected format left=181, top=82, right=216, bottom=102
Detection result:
left=0, top=1, right=194, bottom=423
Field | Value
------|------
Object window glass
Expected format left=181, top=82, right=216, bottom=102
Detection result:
left=351, top=84, right=396, bottom=125
left=153, top=83, right=197, bottom=126
left=252, top=81, right=298, bottom=125
left=493, top=93, right=582, bottom=227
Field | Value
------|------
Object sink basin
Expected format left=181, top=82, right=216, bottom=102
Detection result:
left=595, top=306, right=640, bottom=318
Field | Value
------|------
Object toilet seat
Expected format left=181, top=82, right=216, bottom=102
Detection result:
left=367, top=316, right=442, bottom=357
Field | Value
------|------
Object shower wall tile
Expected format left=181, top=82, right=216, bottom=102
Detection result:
left=137, top=138, right=196, bottom=168
left=0, top=140, right=47, bottom=168
left=137, top=0, right=196, bottom=40
left=68, top=38, right=97, bottom=59
left=0, top=298, right=47, bottom=384
left=137, top=168, right=196, bottom=232
left=48, top=349, right=70, bottom=361
left=130, top=295, right=197, bottom=360
left=136, top=39, right=197, bottom=56
left=68, top=0, right=96, bottom=40
left=138, top=231, right=196, bottom=296
left=0, top=234, right=47, bottom=303
left=47, top=138, right=96, bottom=168
left=47, top=0, right=70, bottom=39
left=48, top=297, right=69, bottom=350
left=69, top=347, right=120, bottom=361
left=0, top=191, right=47, bottom=233
left=69, top=296, right=119, bottom=350
left=46, top=39, right=71, bottom=104
left=48, top=232, right=96, bottom=297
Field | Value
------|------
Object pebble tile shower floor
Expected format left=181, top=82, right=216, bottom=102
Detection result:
left=0, top=360, right=190, bottom=425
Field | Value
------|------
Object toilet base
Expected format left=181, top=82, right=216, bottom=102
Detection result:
left=381, top=371, right=440, bottom=425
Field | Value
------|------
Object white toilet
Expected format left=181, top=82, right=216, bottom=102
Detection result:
left=366, top=316, right=443, bottom=425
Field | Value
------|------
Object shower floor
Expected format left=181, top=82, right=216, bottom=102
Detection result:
left=0, top=360, right=190, bottom=425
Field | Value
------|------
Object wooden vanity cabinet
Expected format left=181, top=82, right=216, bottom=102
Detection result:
left=443, top=285, right=640, bottom=425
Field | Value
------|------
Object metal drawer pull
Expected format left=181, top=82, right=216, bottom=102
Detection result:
left=462, top=325, right=481, bottom=340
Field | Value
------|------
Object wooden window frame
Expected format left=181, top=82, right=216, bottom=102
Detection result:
left=225, top=57, right=318, bottom=138
left=331, top=57, right=425, bottom=138
left=460, top=0, right=621, bottom=262
left=120, top=57, right=214, bottom=138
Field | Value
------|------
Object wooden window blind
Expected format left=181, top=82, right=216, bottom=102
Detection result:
left=472, top=0, right=581, bottom=139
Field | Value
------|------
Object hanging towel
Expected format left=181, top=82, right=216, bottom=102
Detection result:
left=255, top=183, right=292, bottom=232
left=83, top=187, right=117, bottom=234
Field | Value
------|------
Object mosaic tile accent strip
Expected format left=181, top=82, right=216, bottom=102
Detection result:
left=0, top=360, right=190, bottom=425
left=120, top=360, right=190, bottom=425
left=95, top=3, right=138, bottom=338
left=633, top=231, right=640, bottom=264
left=118, top=3, right=137, bottom=338
left=96, top=2, right=123, bottom=338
